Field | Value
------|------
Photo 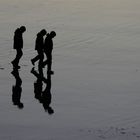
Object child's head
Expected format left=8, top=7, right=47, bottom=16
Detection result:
left=20, top=26, right=26, bottom=33
left=50, top=31, right=56, bottom=38
left=40, top=29, right=47, bottom=36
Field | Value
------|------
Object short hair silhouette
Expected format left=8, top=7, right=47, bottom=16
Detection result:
left=20, top=26, right=26, bottom=33
left=50, top=31, right=56, bottom=38
left=40, top=29, right=47, bottom=35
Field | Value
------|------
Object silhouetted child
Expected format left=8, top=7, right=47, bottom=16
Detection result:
left=11, top=26, right=26, bottom=69
left=31, top=29, right=47, bottom=67
left=43, top=31, right=56, bottom=74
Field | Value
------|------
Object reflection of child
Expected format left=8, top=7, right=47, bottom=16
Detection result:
left=11, top=69, right=24, bottom=109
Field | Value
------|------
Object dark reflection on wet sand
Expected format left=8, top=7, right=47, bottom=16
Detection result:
left=11, top=68, right=24, bottom=109
left=41, top=70, right=54, bottom=114
left=31, top=64, right=54, bottom=114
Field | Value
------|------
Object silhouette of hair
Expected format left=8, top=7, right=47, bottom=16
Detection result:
left=40, top=29, right=47, bottom=35
left=20, top=26, right=26, bottom=32
left=50, top=31, right=56, bottom=38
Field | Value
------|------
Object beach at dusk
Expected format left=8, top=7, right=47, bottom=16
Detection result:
left=1, top=0, right=140, bottom=139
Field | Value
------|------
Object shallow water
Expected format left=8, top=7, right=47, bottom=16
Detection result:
left=1, top=0, right=140, bottom=139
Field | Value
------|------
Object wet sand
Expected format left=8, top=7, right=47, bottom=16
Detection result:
left=1, top=0, right=140, bottom=139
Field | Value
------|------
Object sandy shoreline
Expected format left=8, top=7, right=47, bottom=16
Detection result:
left=1, top=0, right=140, bottom=139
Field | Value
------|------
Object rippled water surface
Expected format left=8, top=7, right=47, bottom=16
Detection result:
left=1, top=0, right=140, bottom=139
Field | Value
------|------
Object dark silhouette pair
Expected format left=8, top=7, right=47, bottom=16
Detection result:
left=31, top=29, right=56, bottom=74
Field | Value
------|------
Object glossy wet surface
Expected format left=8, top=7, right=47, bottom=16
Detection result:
left=1, top=0, right=140, bottom=139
